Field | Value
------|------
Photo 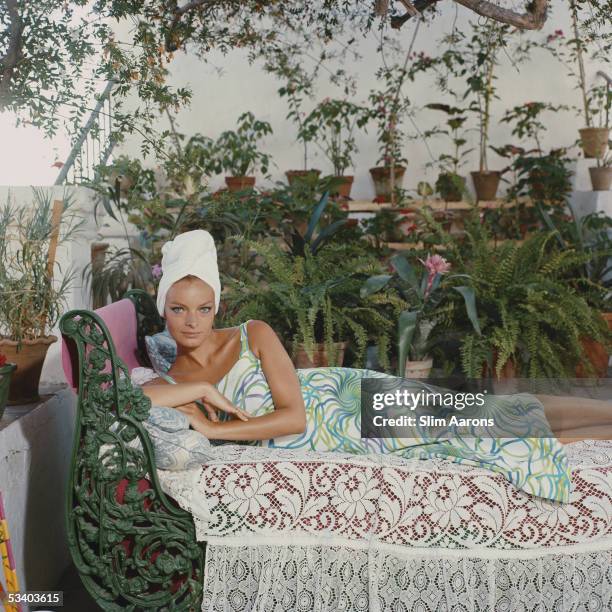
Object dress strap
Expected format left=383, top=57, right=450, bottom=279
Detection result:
left=239, top=320, right=252, bottom=356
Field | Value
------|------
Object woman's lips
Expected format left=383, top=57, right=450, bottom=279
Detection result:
left=182, top=331, right=201, bottom=337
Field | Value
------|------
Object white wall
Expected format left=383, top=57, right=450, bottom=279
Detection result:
left=116, top=2, right=610, bottom=199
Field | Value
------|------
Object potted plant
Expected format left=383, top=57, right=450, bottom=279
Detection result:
left=0, top=190, right=83, bottom=403
left=302, top=98, right=369, bottom=199
left=462, top=22, right=510, bottom=201
left=542, top=15, right=610, bottom=159
left=0, top=353, right=16, bottom=418
left=362, top=253, right=480, bottom=378
left=367, top=66, right=411, bottom=203
left=215, top=112, right=273, bottom=192
left=424, top=104, right=473, bottom=201
left=499, top=102, right=572, bottom=208
left=589, top=151, right=612, bottom=191
left=537, top=206, right=612, bottom=376
left=272, top=61, right=321, bottom=185
left=433, top=214, right=610, bottom=379
left=582, top=81, right=611, bottom=159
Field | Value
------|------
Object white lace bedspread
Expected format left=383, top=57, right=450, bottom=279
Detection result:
left=157, top=439, right=612, bottom=555
left=200, top=544, right=612, bottom=611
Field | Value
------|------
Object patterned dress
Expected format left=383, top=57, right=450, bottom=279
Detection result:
left=143, top=320, right=572, bottom=502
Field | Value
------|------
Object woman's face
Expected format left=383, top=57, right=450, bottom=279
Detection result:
left=164, top=276, right=215, bottom=349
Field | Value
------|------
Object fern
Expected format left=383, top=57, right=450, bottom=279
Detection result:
left=440, top=225, right=612, bottom=378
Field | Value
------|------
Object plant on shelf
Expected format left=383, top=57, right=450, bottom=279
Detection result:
left=590, top=150, right=612, bottom=191
left=362, top=253, right=480, bottom=378
left=0, top=189, right=84, bottom=403
left=224, top=240, right=401, bottom=370
left=0, top=352, right=16, bottom=418
left=424, top=103, right=473, bottom=202
left=268, top=53, right=321, bottom=185
left=301, top=98, right=369, bottom=199
left=499, top=102, right=573, bottom=211
left=367, top=65, right=412, bottom=203
left=215, top=111, right=273, bottom=192
left=432, top=214, right=610, bottom=378
left=542, top=13, right=611, bottom=159
left=457, top=23, right=533, bottom=201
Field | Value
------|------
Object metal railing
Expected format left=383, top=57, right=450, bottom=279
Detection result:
left=55, top=80, right=116, bottom=185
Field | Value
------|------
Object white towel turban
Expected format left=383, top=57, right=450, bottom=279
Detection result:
left=156, top=229, right=221, bottom=317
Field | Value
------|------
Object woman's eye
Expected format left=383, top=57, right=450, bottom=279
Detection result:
left=171, top=307, right=183, bottom=313
left=200, top=307, right=211, bottom=313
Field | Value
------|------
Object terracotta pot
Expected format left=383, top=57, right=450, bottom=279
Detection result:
left=576, top=337, right=609, bottom=378
left=330, top=176, right=354, bottom=199
left=576, top=312, right=612, bottom=378
left=369, top=166, right=406, bottom=201
left=293, top=341, right=348, bottom=368
left=436, top=173, right=466, bottom=202
left=482, top=353, right=517, bottom=380
left=433, top=210, right=453, bottom=232
left=404, top=357, right=433, bottom=379
left=285, top=169, right=321, bottom=185
left=471, top=171, right=501, bottom=201
left=224, top=176, right=256, bottom=192
left=0, top=363, right=16, bottom=419
left=579, top=127, right=610, bottom=159
left=0, top=336, right=57, bottom=404
left=589, top=167, right=612, bottom=191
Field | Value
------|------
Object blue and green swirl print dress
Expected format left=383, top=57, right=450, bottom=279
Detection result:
left=153, top=320, right=572, bottom=503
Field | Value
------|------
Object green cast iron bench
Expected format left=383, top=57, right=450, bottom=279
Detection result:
left=60, top=289, right=204, bottom=611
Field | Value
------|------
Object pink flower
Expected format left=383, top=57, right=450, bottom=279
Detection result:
left=151, top=263, right=163, bottom=280
left=420, top=254, right=451, bottom=276
left=419, top=255, right=451, bottom=298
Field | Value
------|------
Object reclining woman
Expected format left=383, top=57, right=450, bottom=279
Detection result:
left=139, top=230, right=612, bottom=503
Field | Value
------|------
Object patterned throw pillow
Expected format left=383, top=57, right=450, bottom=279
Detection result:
left=143, top=406, right=215, bottom=470
left=145, top=329, right=177, bottom=373
left=102, top=406, right=214, bottom=471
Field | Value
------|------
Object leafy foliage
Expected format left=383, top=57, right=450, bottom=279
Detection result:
left=0, top=188, right=84, bottom=345
left=434, top=215, right=610, bottom=378
left=224, top=240, right=402, bottom=369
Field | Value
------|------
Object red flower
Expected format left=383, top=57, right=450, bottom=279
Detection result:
left=0, top=353, right=6, bottom=367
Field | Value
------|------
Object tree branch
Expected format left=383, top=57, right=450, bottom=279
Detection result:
left=392, top=0, right=549, bottom=30
left=165, top=0, right=218, bottom=51
left=0, top=0, right=24, bottom=102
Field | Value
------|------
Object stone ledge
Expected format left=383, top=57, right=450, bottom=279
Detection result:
left=0, top=386, right=77, bottom=592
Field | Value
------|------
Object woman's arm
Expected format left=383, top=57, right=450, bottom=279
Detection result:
left=537, top=393, right=612, bottom=442
left=187, top=320, right=307, bottom=441
left=140, top=378, right=250, bottom=422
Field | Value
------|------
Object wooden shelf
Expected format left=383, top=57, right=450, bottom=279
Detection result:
left=344, top=198, right=533, bottom=213
left=383, top=238, right=526, bottom=251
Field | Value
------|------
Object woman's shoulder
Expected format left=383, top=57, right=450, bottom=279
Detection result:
left=243, top=320, right=278, bottom=357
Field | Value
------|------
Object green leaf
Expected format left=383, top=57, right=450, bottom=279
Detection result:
left=398, top=309, right=419, bottom=377
left=360, top=274, right=392, bottom=298
left=305, top=191, right=330, bottom=242
left=390, top=254, right=419, bottom=288
left=454, top=286, right=481, bottom=336
left=102, top=190, right=119, bottom=221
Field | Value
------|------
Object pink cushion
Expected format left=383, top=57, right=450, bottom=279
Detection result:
left=61, top=299, right=141, bottom=390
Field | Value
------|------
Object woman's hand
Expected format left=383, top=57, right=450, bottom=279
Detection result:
left=175, top=404, right=217, bottom=438
left=176, top=384, right=250, bottom=423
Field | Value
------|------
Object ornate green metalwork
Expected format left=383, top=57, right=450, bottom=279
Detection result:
left=60, top=302, right=204, bottom=611
left=124, top=289, right=165, bottom=369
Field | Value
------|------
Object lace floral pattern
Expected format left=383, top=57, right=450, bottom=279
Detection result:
left=201, top=544, right=612, bottom=611
left=158, top=440, right=612, bottom=552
